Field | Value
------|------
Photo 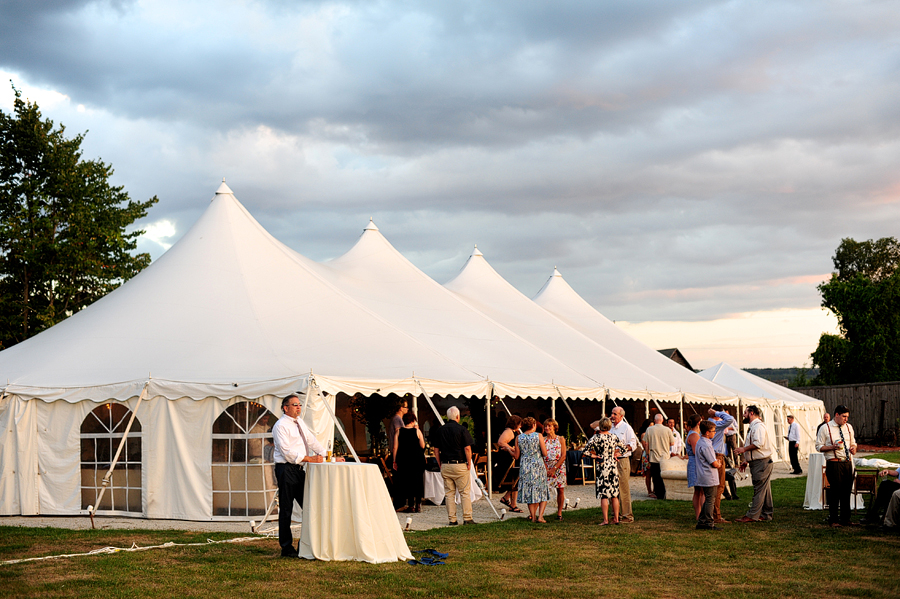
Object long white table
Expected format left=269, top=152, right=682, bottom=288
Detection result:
left=423, top=468, right=483, bottom=505
left=803, top=452, right=863, bottom=510
left=298, top=462, right=413, bottom=563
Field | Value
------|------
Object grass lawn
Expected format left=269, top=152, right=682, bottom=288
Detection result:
left=2, top=452, right=899, bottom=599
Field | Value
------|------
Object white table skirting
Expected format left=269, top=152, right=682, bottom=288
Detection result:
left=803, top=452, right=863, bottom=510
left=299, top=462, right=413, bottom=563
left=423, top=469, right=483, bottom=505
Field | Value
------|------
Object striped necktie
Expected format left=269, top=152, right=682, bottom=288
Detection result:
left=838, top=425, right=848, bottom=461
left=295, top=419, right=309, bottom=457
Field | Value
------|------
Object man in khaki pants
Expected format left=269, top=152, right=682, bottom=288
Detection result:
left=430, top=406, right=476, bottom=525
left=594, top=407, right=638, bottom=523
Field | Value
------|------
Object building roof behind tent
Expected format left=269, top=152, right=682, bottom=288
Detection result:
left=319, top=222, right=603, bottom=394
left=532, top=268, right=736, bottom=399
left=443, top=246, right=677, bottom=396
left=0, top=184, right=487, bottom=401
left=697, top=362, right=825, bottom=409
left=658, top=348, right=695, bottom=372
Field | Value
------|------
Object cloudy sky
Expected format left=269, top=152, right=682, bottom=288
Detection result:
left=3, top=0, right=898, bottom=369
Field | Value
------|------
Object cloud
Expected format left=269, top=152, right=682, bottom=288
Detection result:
left=1, top=1, right=899, bottom=367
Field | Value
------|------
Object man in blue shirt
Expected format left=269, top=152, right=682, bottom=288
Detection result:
left=707, top=406, right=735, bottom=524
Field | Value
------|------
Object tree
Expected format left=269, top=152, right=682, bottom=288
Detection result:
left=0, top=84, right=157, bottom=350
left=811, top=237, right=900, bottom=384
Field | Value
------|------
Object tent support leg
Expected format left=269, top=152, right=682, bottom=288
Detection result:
left=89, top=381, right=150, bottom=528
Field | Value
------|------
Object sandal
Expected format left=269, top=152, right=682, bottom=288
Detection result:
left=598, top=521, right=609, bottom=526
left=557, top=514, right=563, bottom=521
left=508, top=506, right=523, bottom=513
left=500, top=497, right=511, bottom=508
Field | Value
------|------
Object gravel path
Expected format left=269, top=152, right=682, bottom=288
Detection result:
left=0, top=456, right=814, bottom=534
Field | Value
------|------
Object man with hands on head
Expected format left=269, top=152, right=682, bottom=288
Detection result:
left=273, top=393, right=344, bottom=558
left=707, top=406, right=735, bottom=524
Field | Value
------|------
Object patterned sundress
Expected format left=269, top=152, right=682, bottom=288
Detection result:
left=584, top=432, right=627, bottom=500
left=544, top=436, right=567, bottom=489
left=517, top=432, right=551, bottom=503
left=685, top=429, right=699, bottom=488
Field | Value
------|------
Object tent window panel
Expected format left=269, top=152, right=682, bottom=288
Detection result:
left=211, top=402, right=278, bottom=518
left=80, top=404, right=142, bottom=514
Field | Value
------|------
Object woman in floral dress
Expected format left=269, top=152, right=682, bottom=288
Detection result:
left=584, top=417, right=627, bottom=525
left=514, top=417, right=550, bottom=523
left=542, top=419, right=567, bottom=521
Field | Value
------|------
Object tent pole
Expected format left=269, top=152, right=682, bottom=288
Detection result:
left=416, top=380, right=444, bottom=426
left=89, top=381, right=150, bottom=529
left=679, top=394, right=685, bottom=456
left=485, top=392, right=492, bottom=498
left=551, top=397, right=556, bottom=420
left=556, top=391, right=586, bottom=439
left=309, top=378, right=359, bottom=463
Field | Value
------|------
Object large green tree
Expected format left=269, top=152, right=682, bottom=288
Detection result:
left=0, top=85, right=157, bottom=350
left=811, top=237, right=900, bottom=384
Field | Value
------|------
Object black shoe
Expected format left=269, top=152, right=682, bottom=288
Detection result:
left=463, top=519, right=476, bottom=525
left=448, top=521, right=459, bottom=526
left=280, top=551, right=299, bottom=558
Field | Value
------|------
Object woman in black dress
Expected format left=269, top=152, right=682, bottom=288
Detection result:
left=392, top=411, right=426, bottom=512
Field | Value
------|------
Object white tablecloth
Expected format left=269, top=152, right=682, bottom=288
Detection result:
left=423, top=468, right=483, bottom=505
left=298, top=462, right=412, bottom=563
left=803, top=452, right=863, bottom=510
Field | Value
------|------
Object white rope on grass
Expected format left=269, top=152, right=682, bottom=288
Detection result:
left=1, top=535, right=270, bottom=566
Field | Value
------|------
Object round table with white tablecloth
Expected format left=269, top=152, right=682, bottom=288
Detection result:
left=298, top=462, right=412, bottom=563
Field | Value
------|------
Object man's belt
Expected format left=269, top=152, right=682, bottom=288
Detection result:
left=443, top=459, right=466, bottom=464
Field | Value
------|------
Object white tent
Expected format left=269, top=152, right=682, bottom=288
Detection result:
left=697, top=362, right=826, bottom=461
left=0, top=183, right=498, bottom=519
left=532, top=268, right=738, bottom=404
left=443, top=247, right=677, bottom=399
left=0, top=182, right=781, bottom=520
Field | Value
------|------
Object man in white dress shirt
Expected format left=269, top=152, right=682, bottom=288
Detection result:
left=272, top=394, right=328, bottom=558
left=667, top=418, right=684, bottom=456
left=735, top=405, right=774, bottom=522
left=815, top=405, right=857, bottom=527
left=609, top=407, right=638, bottom=523
left=786, top=414, right=802, bottom=474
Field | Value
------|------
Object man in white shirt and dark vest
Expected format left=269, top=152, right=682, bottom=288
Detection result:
left=272, top=394, right=328, bottom=557
left=735, top=405, right=774, bottom=522
left=815, top=405, right=858, bottom=527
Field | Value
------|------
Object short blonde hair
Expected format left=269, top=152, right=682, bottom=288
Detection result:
left=543, top=418, right=558, bottom=434
left=598, top=417, right=612, bottom=432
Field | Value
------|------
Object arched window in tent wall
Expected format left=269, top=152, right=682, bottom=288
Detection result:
left=212, top=401, right=278, bottom=517
left=80, top=403, right=142, bottom=514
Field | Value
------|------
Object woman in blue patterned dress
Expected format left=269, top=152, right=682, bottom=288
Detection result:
left=683, top=413, right=704, bottom=521
left=584, top=417, right=627, bottom=525
left=514, top=417, right=550, bottom=523
left=542, top=418, right=567, bottom=521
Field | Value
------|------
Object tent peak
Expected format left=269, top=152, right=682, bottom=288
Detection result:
left=215, top=180, right=234, bottom=196
left=471, top=244, right=483, bottom=257
left=364, top=218, right=379, bottom=232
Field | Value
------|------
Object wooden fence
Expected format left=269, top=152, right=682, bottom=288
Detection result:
left=794, top=381, right=900, bottom=440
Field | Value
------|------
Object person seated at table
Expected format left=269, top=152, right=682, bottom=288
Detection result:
left=495, top=415, right=523, bottom=513
left=393, top=411, right=426, bottom=513
left=862, top=465, right=900, bottom=527
left=882, top=488, right=900, bottom=532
